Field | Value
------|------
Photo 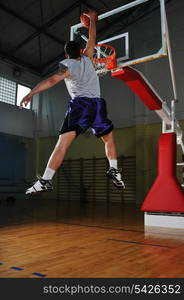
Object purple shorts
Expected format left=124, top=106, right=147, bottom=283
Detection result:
left=59, top=97, right=113, bottom=137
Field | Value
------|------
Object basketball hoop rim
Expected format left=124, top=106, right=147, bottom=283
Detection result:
left=93, top=43, right=116, bottom=63
left=93, top=43, right=117, bottom=71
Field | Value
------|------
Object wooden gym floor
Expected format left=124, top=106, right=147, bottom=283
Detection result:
left=0, top=198, right=184, bottom=278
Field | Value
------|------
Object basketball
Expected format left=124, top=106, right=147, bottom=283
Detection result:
left=80, top=9, right=98, bottom=28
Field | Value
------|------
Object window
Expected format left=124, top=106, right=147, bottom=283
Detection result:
left=0, top=77, right=17, bottom=105
left=0, top=75, right=31, bottom=109
left=17, top=84, right=31, bottom=109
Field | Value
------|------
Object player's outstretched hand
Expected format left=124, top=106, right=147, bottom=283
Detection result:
left=20, top=93, right=32, bottom=108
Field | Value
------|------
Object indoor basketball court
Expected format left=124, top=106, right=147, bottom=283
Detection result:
left=0, top=0, right=184, bottom=280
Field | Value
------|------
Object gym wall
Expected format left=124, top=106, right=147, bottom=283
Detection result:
left=0, top=0, right=184, bottom=204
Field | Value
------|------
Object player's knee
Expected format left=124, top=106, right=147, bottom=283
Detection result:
left=102, top=131, right=113, bottom=142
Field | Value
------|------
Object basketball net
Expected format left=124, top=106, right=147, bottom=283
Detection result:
left=93, top=44, right=117, bottom=76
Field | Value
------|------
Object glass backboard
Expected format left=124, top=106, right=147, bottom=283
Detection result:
left=70, top=0, right=167, bottom=69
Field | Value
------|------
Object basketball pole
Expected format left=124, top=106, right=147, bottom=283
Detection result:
left=162, top=1, right=184, bottom=154
left=162, top=0, right=178, bottom=137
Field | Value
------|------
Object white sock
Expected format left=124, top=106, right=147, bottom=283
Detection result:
left=42, top=167, right=55, bottom=180
left=109, top=159, right=118, bottom=169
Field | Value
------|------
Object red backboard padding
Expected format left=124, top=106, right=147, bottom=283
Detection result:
left=112, top=67, right=162, bottom=110
left=141, top=133, right=184, bottom=212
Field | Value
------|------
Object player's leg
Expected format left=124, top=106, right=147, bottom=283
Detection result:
left=101, top=131, right=117, bottom=161
left=91, top=98, right=125, bottom=188
left=26, top=131, right=76, bottom=194
left=101, top=131, right=125, bottom=189
left=46, top=131, right=76, bottom=170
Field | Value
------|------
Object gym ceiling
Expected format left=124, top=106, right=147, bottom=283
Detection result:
left=0, top=0, right=172, bottom=77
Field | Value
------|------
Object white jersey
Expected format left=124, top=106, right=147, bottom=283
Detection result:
left=60, top=56, right=100, bottom=99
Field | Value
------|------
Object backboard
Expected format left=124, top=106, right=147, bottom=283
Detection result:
left=70, top=0, right=167, bottom=71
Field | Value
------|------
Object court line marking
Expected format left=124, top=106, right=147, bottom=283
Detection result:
left=1, top=210, right=145, bottom=234
left=107, top=238, right=171, bottom=248
left=32, top=272, right=47, bottom=277
left=10, top=266, right=24, bottom=271
left=59, top=221, right=145, bottom=233
left=58, top=222, right=184, bottom=240
left=1, top=213, right=184, bottom=239
left=0, top=263, right=47, bottom=277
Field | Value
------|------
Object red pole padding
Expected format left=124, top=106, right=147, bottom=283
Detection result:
left=141, top=133, right=184, bottom=212
left=112, top=67, right=162, bottom=110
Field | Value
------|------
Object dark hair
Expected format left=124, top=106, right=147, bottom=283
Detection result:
left=64, top=41, right=81, bottom=59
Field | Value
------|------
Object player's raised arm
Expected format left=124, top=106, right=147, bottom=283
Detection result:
left=82, top=10, right=97, bottom=59
left=20, top=66, right=69, bottom=108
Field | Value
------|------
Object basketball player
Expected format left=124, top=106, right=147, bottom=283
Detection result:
left=20, top=9, right=125, bottom=194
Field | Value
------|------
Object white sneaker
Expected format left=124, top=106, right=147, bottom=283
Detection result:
left=107, top=167, right=125, bottom=189
left=26, top=176, right=53, bottom=195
